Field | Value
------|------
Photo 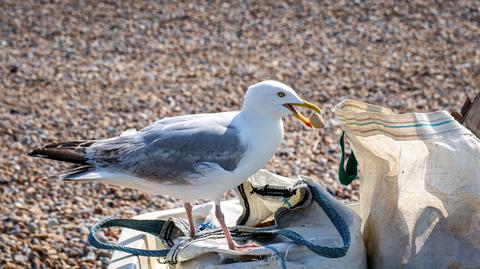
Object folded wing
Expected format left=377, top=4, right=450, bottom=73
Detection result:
left=85, top=113, right=246, bottom=184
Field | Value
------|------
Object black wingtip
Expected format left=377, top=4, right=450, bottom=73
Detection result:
left=27, top=149, right=42, bottom=157
left=25, top=147, right=88, bottom=165
left=27, top=148, right=53, bottom=158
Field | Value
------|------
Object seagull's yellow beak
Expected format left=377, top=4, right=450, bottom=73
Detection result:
left=283, top=100, right=322, bottom=128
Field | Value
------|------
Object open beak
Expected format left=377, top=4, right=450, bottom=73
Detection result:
left=283, top=100, right=322, bottom=128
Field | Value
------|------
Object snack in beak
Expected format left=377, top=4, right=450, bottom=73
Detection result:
left=310, top=112, right=325, bottom=128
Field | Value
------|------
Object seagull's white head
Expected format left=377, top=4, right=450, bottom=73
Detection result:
left=242, top=80, right=322, bottom=128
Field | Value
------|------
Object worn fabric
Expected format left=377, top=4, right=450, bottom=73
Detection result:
left=336, top=99, right=480, bottom=268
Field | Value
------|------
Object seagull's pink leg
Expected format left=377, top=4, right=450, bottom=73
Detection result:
left=184, top=202, right=196, bottom=237
left=214, top=201, right=260, bottom=251
left=215, top=202, right=236, bottom=250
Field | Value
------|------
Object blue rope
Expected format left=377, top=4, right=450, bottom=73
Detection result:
left=255, top=183, right=351, bottom=258
left=306, top=182, right=351, bottom=257
left=264, top=245, right=287, bottom=269
left=88, top=217, right=170, bottom=257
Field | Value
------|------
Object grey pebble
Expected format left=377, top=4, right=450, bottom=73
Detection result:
left=47, top=219, right=59, bottom=228
left=14, top=254, right=28, bottom=263
left=27, top=222, right=38, bottom=233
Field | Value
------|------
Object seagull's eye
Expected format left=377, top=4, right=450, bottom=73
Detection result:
left=277, top=92, right=286, bottom=98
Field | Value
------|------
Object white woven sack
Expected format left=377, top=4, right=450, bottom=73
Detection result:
left=336, top=99, right=480, bottom=268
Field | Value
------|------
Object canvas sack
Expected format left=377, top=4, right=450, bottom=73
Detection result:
left=336, top=99, right=480, bottom=268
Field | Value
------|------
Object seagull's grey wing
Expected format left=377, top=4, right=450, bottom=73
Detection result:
left=86, top=113, right=246, bottom=184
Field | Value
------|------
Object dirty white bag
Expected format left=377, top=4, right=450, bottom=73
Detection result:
left=335, top=99, right=480, bottom=268
left=93, top=170, right=367, bottom=269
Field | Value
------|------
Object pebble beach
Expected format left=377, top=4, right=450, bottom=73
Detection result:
left=1, top=1, right=479, bottom=268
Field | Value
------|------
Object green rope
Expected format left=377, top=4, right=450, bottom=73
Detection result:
left=338, top=132, right=358, bottom=185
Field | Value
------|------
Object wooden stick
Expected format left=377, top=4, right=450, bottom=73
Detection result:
left=461, top=93, right=480, bottom=137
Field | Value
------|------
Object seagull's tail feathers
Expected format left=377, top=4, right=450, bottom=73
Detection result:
left=27, top=140, right=94, bottom=165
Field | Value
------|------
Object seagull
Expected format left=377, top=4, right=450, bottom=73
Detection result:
left=28, top=80, right=322, bottom=251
